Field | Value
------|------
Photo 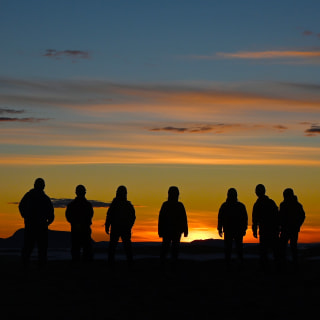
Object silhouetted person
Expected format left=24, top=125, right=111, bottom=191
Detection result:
left=66, top=185, right=94, bottom=262
left=279, top=188, right=305, bottom=266
left=19, top=178, right=54, bottom=268
left=218, top=188, right=248, bottom=266
left=252, top=184, right=279, bottom=270
left=158, top=186, right=188, bottom=269
left=105, top=186, right=135, bottom=268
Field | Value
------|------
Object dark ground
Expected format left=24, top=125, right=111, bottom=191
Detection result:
left=0, top=253, right=319, bottom=320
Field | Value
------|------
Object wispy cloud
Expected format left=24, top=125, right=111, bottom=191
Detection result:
left=0, top=108, right=24, bottom=114
left=10, top=198, right=111, bottom=209
left=302, top=29, right=320, bottom=38
left=149, top=123, right=288, bottom=134
left=2, top=135, right=319, bottom=166
left=43, top=49, right=90, bottom=61
left=191, top=50, right=320, bottom=60
left=273, top=125, right=288, bottom=132
left=1, top=77, right=319, bottom=115
left=217, top=50, right=320, bottom=59
left=302, top=30, right=314, bottom=36
left=305, top=125, right=320, bottom=136
left=150, top=124, right=239, bottom=134
left=0, top=117, right=49, bottom=123
left=0, top=107, right=49, bottom=123
left=188, top=49, right=320, bottom=64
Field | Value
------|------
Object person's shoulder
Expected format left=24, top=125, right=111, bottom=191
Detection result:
left=26, top=188, right=36, bottom=196
left=269, top=198, right=278, bottom=208
left=177, top=201, right=186, bottom=209
left=238, top=200, right=245, bottom=206
left=83, top=197, right=92, bottom=206
left=41, top=190, right=51, bottom=199
left=238, top=201, right=247, bottom=209
left=297, top=201, right=304, bottom=209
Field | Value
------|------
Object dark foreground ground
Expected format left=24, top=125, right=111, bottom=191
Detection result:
left=0, top=254, right=319, bottom=320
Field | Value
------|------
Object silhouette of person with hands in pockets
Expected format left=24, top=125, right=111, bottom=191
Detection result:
left=252, top=184, right=279, bottom=270
left=66, top=185, right=94, bottom=262
left=218, top=188, right=248, bottom=267
left=279, top=188, right=305, bottom=267
left=158, top=186, right=188, bottom=270
left=105, top=186, right=136, bottom=268
left=19, top=178, right=54, bottom=268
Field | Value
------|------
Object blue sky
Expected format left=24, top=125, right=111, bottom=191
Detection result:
left=1, top=0, right=320, bottom=82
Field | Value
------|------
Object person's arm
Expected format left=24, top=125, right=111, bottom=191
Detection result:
left=47, top=197, right=54, bottom=225
left=252, top=203, right=258, bottom=238
left=158, top=203, right=165, bottom=238
left=18, top=193, right=28, bottom=219
left=217, top=205, right=224, bottom=237
left=242, top=204, right=248, bottom=236
left=105, top=204, right=113, bottom=234
left=181, top=203, right=188, bottom=237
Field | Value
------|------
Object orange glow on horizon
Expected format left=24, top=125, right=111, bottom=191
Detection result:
left=0, top=144, right=319, bottom=167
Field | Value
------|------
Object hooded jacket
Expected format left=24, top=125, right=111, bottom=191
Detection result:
left=105, top=197, right=135, bottom=233
left=252, top=195, right=279, bottom=236
left=19, top=188, right=54, bottom=227
left=66, top=196, right=94, bottom=230
left=218, top=198, right=248, bottom=236
left=279, top=196, right=305, bottom=233
left=158, top=200, right=188, bottom=238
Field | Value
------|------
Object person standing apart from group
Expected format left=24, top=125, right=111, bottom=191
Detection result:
left=19, top=178, right=54, bottom=268
left=279, top=188, right=305, bottom=267
left=218, top=188, right=248, bottom=267
left=252, top=184, right=279, bottom=270
left=105, top=186, right=136, bottom=268
left=65, top=185, right=94, bottom=262
left=158, top=186, right=188, bottom=270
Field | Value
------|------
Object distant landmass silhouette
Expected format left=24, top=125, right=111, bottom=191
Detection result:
left=0, top=229, right=73, bottom=249
left=2, top=230, right=320, bottom=260
left=0, top=229, right=224, bottom=250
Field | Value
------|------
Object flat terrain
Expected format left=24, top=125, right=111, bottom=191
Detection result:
left=0, top=254, right=319, bottom=320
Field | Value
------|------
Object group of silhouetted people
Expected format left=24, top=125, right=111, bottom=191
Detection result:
left=18, top=178, right=305, bottom=271
left=218, top=184, right=305, bottom=270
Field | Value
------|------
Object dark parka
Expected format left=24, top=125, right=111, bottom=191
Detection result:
left=218, top=198, right=248, bottom=237
left=279, top=196, right=305, bottom=234
left=252, top=195, right=279, bottom=237
left=158, top=200, right=188, bottom=238
left=105, top=198, right=136, bottom=234
left=19, top=188, right=54, bottom=227
left=65, top=197, right=94, bottom=232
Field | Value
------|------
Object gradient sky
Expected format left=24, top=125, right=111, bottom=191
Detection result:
left=1, top=0, right=319, bottom=243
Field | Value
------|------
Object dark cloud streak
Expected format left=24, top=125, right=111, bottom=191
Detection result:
left=50, top=198, right=110, bottom=209
left=9, top=199, right=111, bottom=209
left=0, top=108, right=24, bottom=114
left=43, top=49, right=90, bottom=60
left=305, top=125, right=320, bottom=136
left=0, top=117, right=49, bottom=123
left=150, top=123, right=289, bottom=134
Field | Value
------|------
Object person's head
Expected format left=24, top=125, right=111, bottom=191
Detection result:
left=168, top=186, right=179, bottom=202
left=227, top=188, right=237, bottom=202
left=255, top=184, right=266, bottom=197
left=75, top=185, right=86, bottom=197
left=116, top=185, right=127, bottom=200
left=34, top=178, right=45, bottom=190
left=283, top=188, right=294, bottom=200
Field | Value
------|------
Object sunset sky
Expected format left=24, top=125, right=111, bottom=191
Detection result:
left=1, top=0, right=319, bottom=243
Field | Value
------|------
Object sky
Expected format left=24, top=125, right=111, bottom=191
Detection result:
left=0, top=0, right=320, bottom=243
